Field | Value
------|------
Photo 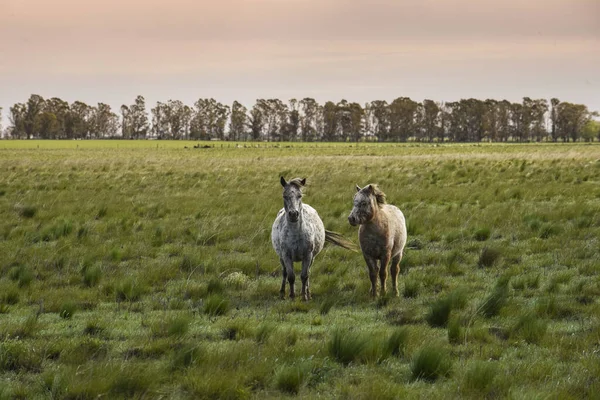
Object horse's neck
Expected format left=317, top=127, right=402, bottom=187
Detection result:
left=365, top=205, right=385, bottom=227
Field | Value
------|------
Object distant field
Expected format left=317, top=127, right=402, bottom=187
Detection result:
left=0, top=141, right=599, bottom=399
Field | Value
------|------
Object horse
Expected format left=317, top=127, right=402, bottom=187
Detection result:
left=348, top=184, right=407, bottom=297
left=272, top=177, right=356, bottom=301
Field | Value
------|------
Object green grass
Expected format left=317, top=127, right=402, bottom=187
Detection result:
left=0, top=141, right=599, bottom=398
left=411, top=345, right=453, bottom=382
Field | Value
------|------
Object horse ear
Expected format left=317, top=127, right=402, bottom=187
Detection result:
left=300, top=178, right=306, bottom=186
left=355, top=185, right=361, bottom=192
left=365, top=184, right=373, bottom=194
left=280, top=176, right=287, bottom=187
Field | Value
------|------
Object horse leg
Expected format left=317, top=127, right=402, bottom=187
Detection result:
left=284, top=259, right=296, bottom=299
left=379, top=254, right=390, bottom=296
left=364, top=256, right=379, bottom=297
left=279, top=258, right=287, bottom=299
left=300, top=255, right=314, bottom=302
left=390, top=254, right=401, bottom=297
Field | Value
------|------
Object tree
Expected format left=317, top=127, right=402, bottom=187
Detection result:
left=581, top=119, right=600, bottom=142
left=121, top=105, right=132, bottom=139
left=93, top=103, right=119, bottom=138
left=191, top=99, right=230, bottom=140
left=389, top=97, right=418, bottom=142
left=422, top=100, right=440, bottom=142
left=299, top=98, right=319, bottom=142
left=286, top=99, right=300, bottom=142
left=248, top=103, right=265, bottom=141
left=530, top=99, right=549, bottom=142
left=130, top=96, right=149, bottom=139
left=23, top=94, right=45, bottom=139
left=229, top=101, right=248, bottom=141
left=348, top=102, right=365, bottom=142
left=556, top=102, right=589, bottom=142
left=255, top=99, right=287, bottom=141
left=163, top=100, right=191, bottom=139
left=322, top=101, right=339, bottom=141
left=44, top=98, right=70, bottom=139
left=37, top=112, right=59, bottom=139
left=9, top=103, right=27, bottom=139
left=510, top=102, right=524, bottom=141
left=496, top=100, right=511, bottom=142
left=151, top=102, right=169, bottom=139
left=367, top=100, right=390, bottom=141
left=550, top=98, right=560, bottom=141
left=69, top=101, right=93, bottom=139
left=482, top=99, right=498, bottom=142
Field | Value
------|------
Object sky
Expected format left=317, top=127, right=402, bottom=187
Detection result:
left=0, top=0, right=599, bottom=126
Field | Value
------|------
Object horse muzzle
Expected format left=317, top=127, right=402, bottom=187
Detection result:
left=348, top=215, right=358, bottom=226
left=288, top=210, right=299, bottom=223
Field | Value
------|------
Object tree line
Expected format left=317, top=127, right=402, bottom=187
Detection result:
left=2, top=94, right=599, bottom=142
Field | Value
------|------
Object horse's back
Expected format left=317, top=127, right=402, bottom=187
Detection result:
left=385, top=204, right=407, bottom=256
left=301, top=204, right=326, bottom=251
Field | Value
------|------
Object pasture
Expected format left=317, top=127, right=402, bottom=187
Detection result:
left=0, top=141, right=599, bottom=399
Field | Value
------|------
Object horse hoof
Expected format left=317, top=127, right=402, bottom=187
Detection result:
left=279, top=292, right=285, bottom=300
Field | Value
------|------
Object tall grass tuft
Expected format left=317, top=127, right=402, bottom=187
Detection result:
left=171, top=344, right=203, bottom=370
left=152, top=315, right=191, bottom=338
left=110, top=364, right=157, bottom=397
left=115, top=278, right=143, bottom=302
left=0, top=286, right=19, bottom=306
left=447, top=316, right=462, bottom=344
left=411, top=345, right=452, bottom=382
left=255, top=323, right=276, bottom=344
left=221, top=320, right=251, bottom=341
left=474, top=227, right=491, bottom=241
left=539, top=223, right=560, bottom=239
left=385, top=328, right=409, bottom=357
left=511, top=312, right=547, bottom=344
left=204, top=294, right=230, bottom=316
left=11, top=314, right=40, bottom=339
left=274, top=364, right=308, bottom=394
left=206, top=278, right=225, bottom=295
left=479, top=277, right=510, bottom=318
left=81, top=264, right=102, bottom=287
left=319, top=297, right=336, bottom=315
left=59, top=302, right=77, bottom=319
left=403, top=279, right=420, bottom=298
left=83, top=319, right=106, bottom=336
left=0, top=341, right=43, bottom=372
left=462, top=361, right=499, bottom=395
left=8, top=265, right=33, bottom=288
left=426, top=296, right=453, bottom=328
left=17, top=205, right=37, bottom=218
left=328, top=329, right=368, bottom=366
left=427, top=288, right=468, bottom=328
left=478, top=247, right=502, bottom=268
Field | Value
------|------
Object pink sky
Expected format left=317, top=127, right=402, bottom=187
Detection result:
left=0, top=0, right=598, bottom=122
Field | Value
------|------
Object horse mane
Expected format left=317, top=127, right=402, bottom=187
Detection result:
left=287, top=178, right=305, bottom=189
left=369, top=184, right=386, bottom=206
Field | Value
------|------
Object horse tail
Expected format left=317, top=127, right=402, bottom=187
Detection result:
left=325, top=230, right=359, bottom=252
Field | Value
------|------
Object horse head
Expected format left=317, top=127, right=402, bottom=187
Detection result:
left=280, top=177, right=306, bottom=223
left=348, top=184, right=386, bottom=226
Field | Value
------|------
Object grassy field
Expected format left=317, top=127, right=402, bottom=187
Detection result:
left=0, top=141, right=599, bottom=399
